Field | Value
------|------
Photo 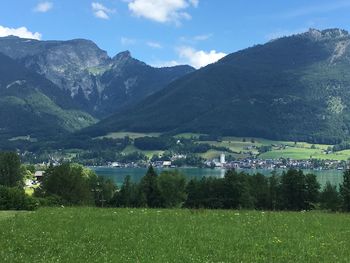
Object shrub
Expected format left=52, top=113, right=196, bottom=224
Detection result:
left=0, top=186, right=38, bottom=210
left=36, top=163, right=95, bottom=205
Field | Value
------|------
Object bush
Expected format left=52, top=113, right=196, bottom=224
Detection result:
left=36, top=163, right=95, bottom=205
left=34, top=195, right=63, bottom=207
left=0, top=186, right=38, bottom=210
left=35, top=163, right=116, bottom=206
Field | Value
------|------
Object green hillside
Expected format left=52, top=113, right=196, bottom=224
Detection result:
left=0, top=53, right=96, bottom=140
left=88, top=29, right=350, bottom=144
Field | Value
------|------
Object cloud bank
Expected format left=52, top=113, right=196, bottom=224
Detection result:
left=92, top=2, right=116, bottom=20
left=178, top=46, right=226, bottom=68
left=128, top=0, right=199, bottom=25
left=153, top=46, right=227, bottom=69
left=34, top=1, right=53, bottom=13
left=147, top=41, right=162, bottom=49
left=0, top=25, right=42, bottom=40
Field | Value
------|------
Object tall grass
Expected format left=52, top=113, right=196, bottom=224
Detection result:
left=1, top=208, right=350, bottom=262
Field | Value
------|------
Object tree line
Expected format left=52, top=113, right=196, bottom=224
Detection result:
left=114, top=167, right=350, bottom=211
left=1, top=151, right=350, bottom=212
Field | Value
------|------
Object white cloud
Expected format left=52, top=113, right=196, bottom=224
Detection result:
left=193, top=34, right=212, bottom=41
left=177, top=46, right=227, bottom=68
left=179, top=33, right=212, bottom=44
left=94, top=10, right=109, bottom=19
left=121, top=37, right=136, bottom=46
left=147, top=41, right=162, bottom=49
left=34, top=1, right=53, bottom=13
left=152, top=46, right=227, bottom=69
left=127, top=0, right=199, bottom=25
left=92, top=2, right=116, bottom=20
left=0, top=25, right=42, bottom=40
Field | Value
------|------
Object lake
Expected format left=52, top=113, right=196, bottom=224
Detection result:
left=92, top=167, right=345, bottom=187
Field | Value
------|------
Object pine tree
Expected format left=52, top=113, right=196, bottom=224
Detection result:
left=340, top=170, right=350, bottom=212
left=305, top=173, right=320, bottom=209
left=0, top=152, right=22, bottom=187
left=116, top=176, right=132, bottom=207
left=140, top=165, right=162, bottom=208
left=267, top=173, right=280, bottom=210
left=184, top=179, right=199, bottom=208
left=280, top=169, right=307, bottom=210
left=320, top=182, right=340, bottom=212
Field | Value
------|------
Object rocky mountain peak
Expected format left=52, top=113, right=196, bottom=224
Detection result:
left=111, top=50, right=146, bottom=69
left=0, top=36, right=194, bottom=119
left=305, top=28, right=349, bottom=41
left=113, top=50, right=131, bottom=60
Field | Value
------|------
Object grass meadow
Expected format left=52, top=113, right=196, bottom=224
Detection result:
left=92, top=132, right=350, bottom=161
left=1, top=208, right=350, bottom=262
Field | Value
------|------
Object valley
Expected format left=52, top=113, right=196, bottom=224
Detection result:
left=2, top=2, right=350, bottom=263
left=1, top=29, right=350, bottom=172
left=18, top=131, right=349, bottom=170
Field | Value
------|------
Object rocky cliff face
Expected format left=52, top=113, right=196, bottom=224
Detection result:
left=0, top=52, right=97, bottom=139
left=0, top=36, right=194, bottom=117
left=305, top=28, right=349, bottom=41
left=0, top=37, right=110, bottom=99
left=97, top=51, right=194, bottom=116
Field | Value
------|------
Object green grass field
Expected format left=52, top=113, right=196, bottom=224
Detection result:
left=99, top=132, right=161, bottom=140
left=1, top=208, right=350, bottom=262
left=122, top=145, right=164, bottom=159
left=260, top=148, right=350, bottom=161
left=199, top=136, right=348, bottom=161
left=0, top=211, right=23, bottom=221
left=175, top=133, right=206, bottom=139
left=94, top=132, right=350, bottom=161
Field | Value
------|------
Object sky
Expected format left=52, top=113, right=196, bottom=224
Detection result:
left=1, top=0, right=350, bottom=68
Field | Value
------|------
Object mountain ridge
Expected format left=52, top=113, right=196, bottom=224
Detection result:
left=0, top=52, right=97, bottom=140
left=0, top=37, right=195, bottom=117
left=84, top=28, right=350, bottom=144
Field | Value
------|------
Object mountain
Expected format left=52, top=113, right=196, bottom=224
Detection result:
left=97, top=51, right=194, bottom=116
left=0, top=52, right=96, bottom=140
left=87, top=28, right=350, bottom=144
left=0, top=36, right=194, bottom=117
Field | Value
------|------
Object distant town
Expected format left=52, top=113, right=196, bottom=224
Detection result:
left=104, top=153, right=348, bottom=171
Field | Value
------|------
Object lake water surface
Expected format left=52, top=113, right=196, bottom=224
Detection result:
left=92, top=167, right=344, bottom=187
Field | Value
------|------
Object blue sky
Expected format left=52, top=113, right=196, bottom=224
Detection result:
left=1, top=0, right=350, bottom=68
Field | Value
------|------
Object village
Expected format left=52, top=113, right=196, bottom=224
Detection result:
left=107, top=153, right=348, bottom=171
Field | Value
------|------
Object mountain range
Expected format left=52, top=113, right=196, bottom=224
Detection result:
left=0, top=36, right=194, bottom=118
left=1, top=28, right=350, bottom=146
left=86, top=28, right=350, bottom=144
left=0, top=36, right=193, bottom=142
